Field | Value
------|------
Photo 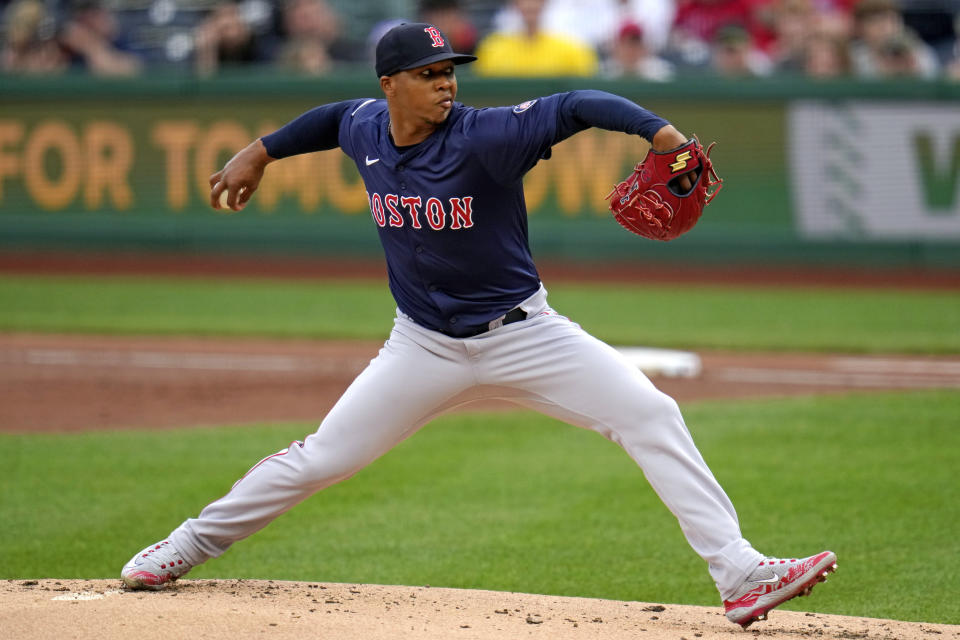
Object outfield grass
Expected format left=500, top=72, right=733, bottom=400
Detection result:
left=1, top=391, right=957, bottom=624
left=1, top=274, right=958, bottom=352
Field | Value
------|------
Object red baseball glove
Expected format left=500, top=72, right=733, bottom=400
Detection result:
left=606, top=138, right=722, bottom=241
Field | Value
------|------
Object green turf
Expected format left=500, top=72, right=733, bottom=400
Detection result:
left=0, top=275, right=396, bottom=340
left=1, top=274, right=958, bottom=352
left=549, top=283, right=960, bottom=353
left=1, top=391, right=957, bottom=624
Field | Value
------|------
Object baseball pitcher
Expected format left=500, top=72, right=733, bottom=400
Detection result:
left=121, top=22, right=836, bottom=629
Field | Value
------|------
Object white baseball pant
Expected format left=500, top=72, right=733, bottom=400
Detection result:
left=169, top=285, right=763, bottom=599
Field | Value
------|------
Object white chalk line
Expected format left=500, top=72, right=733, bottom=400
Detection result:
left=830, top=357, right=960, bottom=376
left=2, top=348, right=959, bottom=390
left=716, top=367, right=960, bottom=389
left=715, top=356, right=960, bottom=389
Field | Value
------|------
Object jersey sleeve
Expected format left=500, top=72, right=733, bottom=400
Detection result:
left=468, top=90, right=670, bottom=185
left=260, top=99, right=371, bottom=159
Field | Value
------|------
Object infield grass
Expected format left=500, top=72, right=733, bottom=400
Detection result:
left=1, top=274, right=958, bottom=352
left=1, top=390, right=957, bottom=624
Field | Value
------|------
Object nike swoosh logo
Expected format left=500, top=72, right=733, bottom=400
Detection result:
left=752, top=572, right=780, bottom=585
left=365, top=156, right=379, bottom=166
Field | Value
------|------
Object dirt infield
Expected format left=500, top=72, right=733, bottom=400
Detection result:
left=4, top=579, right=958, bottom=640
left=7, top=251, right=958, bottom=434
left=2, top=332, right=960, bottom=432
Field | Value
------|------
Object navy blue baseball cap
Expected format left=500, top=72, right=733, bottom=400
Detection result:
left=375, top=22, right=476, bottom=77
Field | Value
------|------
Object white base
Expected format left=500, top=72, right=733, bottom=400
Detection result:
left=613, top=346, right=702, bottom=378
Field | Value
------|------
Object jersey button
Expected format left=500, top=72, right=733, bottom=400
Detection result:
left=397, top=165, right=404, bottom=171
left=428, top=284, right=437, bottom=292
left=400, top=183, right=407, bottom=190
left=449, top=316, right=458, bottom=325
left=415, top=245, right=424, bottom=254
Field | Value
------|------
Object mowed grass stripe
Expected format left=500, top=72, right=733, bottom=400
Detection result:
left=1, top=274, right=958, bottom=352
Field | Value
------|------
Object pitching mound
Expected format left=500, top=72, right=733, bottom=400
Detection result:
left=4, top=579, right=956, bottom=640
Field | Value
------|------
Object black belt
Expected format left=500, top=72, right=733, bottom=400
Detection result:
left=446, top=307, right=528, bottom=338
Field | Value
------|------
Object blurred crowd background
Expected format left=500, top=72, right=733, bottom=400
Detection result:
left=1, top=0, right=958, bottom=81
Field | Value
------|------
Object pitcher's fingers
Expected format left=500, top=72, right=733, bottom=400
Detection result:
left=237, top=185, right=253, bottom=207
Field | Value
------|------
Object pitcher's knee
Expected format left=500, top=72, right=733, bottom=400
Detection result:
left=615, top=391, right=686, bottom=444
left=634, top=389, right=683, bottom=424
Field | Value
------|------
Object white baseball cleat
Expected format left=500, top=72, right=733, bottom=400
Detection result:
left=724, top=551, right=837, bottom=628
left=121, top=540, right=193, bottom=590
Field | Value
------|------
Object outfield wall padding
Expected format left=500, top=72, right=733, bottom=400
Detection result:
left=1, top=73, right=958, bottom=267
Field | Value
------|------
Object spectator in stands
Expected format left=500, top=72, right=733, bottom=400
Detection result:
left=947, top=17, right=960, bottom=81
left=790, top=0, right=857, bottom=43
left=872, top=32, right=927, bottom=77
left=849, top=0, right=939, bottom=79
left=194, top=1, right=269, bottom=76
left=274, top=0, right=341, bottom=75
left=710, top=22, right=773, bottom=76
left=58, top=0, right=143, bottom=76
left=802, top=29, right=851, bottom=77
left=766, top=0, right=851, bottom=76
left=489, top=0, right=677, bottom=57
left=418, top=0, right=477, bottom=56
left=767, top=0, right=814, bottom=73
left=472, top=0, right=599, bottom=76
left=332, top=0, right=417, bottom=64
left=1, top=0, right=67, bottom=73
left=898, top=0, right=957, bottom=66
left=601, top=20, right=674, bottom=80
left=667, top=0, right=776, bottom=68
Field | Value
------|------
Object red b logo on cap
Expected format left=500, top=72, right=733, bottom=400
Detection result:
left=424, top=26, right=444, bottom=48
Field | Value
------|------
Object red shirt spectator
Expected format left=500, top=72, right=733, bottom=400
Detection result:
left=673, top=0, right=777, bottom=53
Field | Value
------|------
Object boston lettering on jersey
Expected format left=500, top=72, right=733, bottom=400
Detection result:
left=366, top=193, right=474, bottom=230
left=261, top=89, right=668, bottom=336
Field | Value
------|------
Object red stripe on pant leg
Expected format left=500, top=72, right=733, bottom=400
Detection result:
left=232, top=440, right=305, bottom=488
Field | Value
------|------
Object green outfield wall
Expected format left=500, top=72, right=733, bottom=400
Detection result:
left=1, top=73, right=959, bottom=266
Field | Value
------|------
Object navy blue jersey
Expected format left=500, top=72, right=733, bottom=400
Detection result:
left=262, top=90, right=669, bottom=337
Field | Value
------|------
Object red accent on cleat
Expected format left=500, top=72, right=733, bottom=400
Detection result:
left=121, top=540, right=193, bottom=591
left=724, top=551, right=837, bottom=629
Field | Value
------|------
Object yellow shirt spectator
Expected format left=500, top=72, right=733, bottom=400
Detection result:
left=473, top=31, right=599, bottom=77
